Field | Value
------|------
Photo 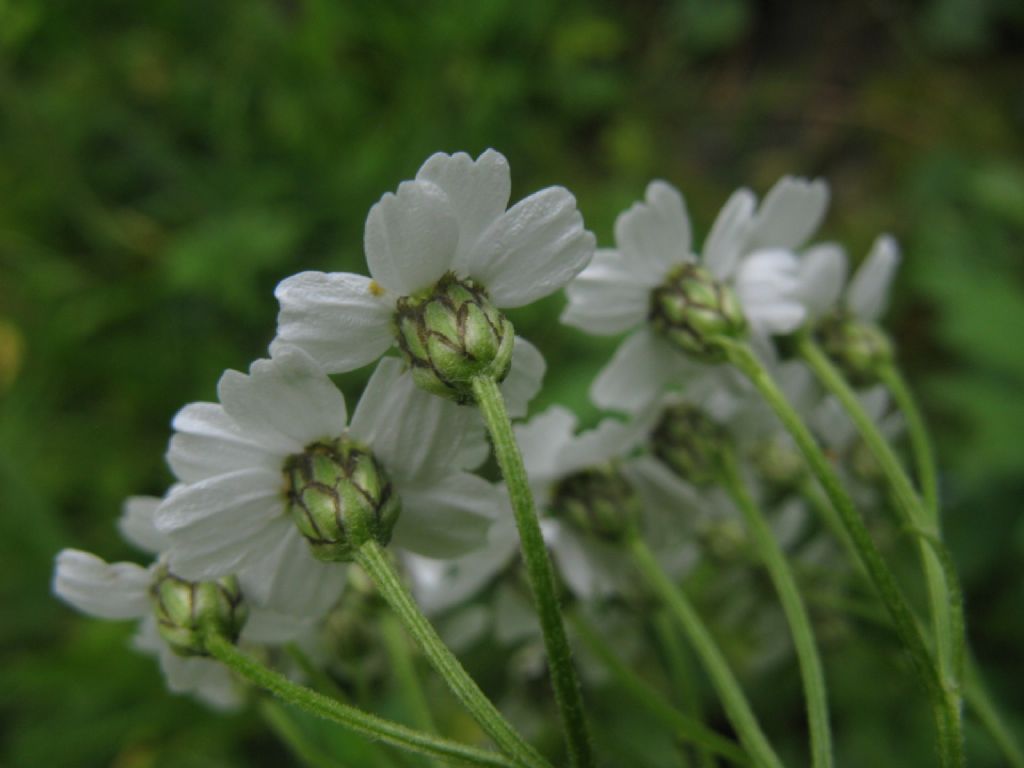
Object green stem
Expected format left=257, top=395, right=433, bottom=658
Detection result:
left=720, top=338, right=961, bottom=768
left=471, top=375, right=594, bottom=768
left=878, top=364, right=940, bottom=523
left=653, top=612, right=718, bottom=768
left=720, top=454, right=833, bottom=768
left=797, top=336, right=965, bottom=728
left=628, top=533, right=785, bottom=768
left=260, top=699, right=347, bottom=768
left=205, top=633, right=517, bottom=768
left=569, top=610, right=751, bottom=766
left=964, top=655, right=1024, bottom=768
left=355, top=541, right=551, bottom=768
left=381, top=612, right=441, bottom=737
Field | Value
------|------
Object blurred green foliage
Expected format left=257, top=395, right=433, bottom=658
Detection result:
left=1, top=0, right=1022, bottom=765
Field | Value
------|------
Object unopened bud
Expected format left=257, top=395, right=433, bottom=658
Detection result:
left=284, top=438, right=401, bottom=561
left=649, top=263, right=747, bottom=362
left=152, top=570, right=247, bottom=656
left=394, top=272, right=515, bottom=403
left=753, top=436, right=805, bottom=494
left=550, top=466, right=640, bottom=542
left=651, top=403, right=731, bottom=487
left=816, top=312, right=893, bottom=386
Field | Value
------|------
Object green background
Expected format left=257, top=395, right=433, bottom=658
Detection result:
left=2, top=0, right=1022, bottom=765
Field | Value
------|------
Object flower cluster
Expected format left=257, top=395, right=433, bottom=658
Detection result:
left=53, top=149, right=933, bottom=767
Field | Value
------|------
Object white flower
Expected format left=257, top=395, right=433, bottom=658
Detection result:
left=53, top=497, right=296, bottom=710
left=273, top=149, right=594, bottom=414
left=563, top=177, right=827, bottom=413
left=796, top=234, right=901, bottom=324
left=156, top=345, right=501, bottom=618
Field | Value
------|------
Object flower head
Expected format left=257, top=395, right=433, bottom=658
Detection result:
left=156, top=345, right=501, bottom=618
left=563, top=177, right=827, bottom=412
left=273, top=149, right=594, bottom=408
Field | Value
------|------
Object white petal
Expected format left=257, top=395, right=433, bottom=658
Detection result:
left=416, top=149, right=511, bottom=267
left=365, top=180, right=458, bottom=295
left=242, top=528, right=345, bottom=620
left=561, top=249, right=652, bottom=335
left=515, top=405, right=579, bottom=493
left=159, top=649, right=242, bottom=710
left=734, top=249, right=807, bottom=335
left=118, top=496, right=166, bottom=554
left=558, top=415, right=644, bottom=477
left=546, top=525, right=621, bottom=600
left=847, top=235, right=901, bottom=321
left=156, top=470, right=287, bottom=580
left=747, top=176, right=829, bottom=251
left=167, top=402, right=280, bottom=483
left=272, top=271, right=396, bottom=374
left=392, top=472, right=498, bottom=558
left=797, top=243, right=848, bottom=321
left=218, top=346, right=349, bottom=454
left=53, top=550, right=151, bottom=620
left=241, top=607, right=323, bottom=645
left=468, top=186, right=595, bottom=308
left=590, top=328, right=693, bottom=414
left=351, top=360, right=479, bottom=482
left=494, top=583, right=540, bottom=644
left=500, top=336, right=545, bottom=418
left=614, top=181, right=692, bottom=284
left=703, top=188, right=756, bottom=280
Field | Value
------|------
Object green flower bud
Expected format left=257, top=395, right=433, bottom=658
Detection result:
left=651, top=403, right=731, bottom=487
left=284, top=437, right=401, bottom=562
left=752, top=436, right=805, bottom=494
left=151, top=570, right=247, bottom=656
left=816, top=311, right=893, bottom=386
left=550, top=465, right=640, bottom=542
left=696, top=518, right=748, bottom=563
left=394, top=272, right=515, bottom=404
left=649, top=263, right=747, bottom=362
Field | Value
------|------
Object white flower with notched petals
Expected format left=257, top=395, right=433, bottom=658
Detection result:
left=563, top=177, right=827, bottom=413
left=53, top=497, right=299, bottom=710
left=273, top=149, right=594, bottom=415
left=155, top=346, right=501, bottom=618
left=796, top=234, right=901, bottom=324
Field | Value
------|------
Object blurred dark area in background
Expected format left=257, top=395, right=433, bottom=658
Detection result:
left=1, top=0, right=1022, bottom=765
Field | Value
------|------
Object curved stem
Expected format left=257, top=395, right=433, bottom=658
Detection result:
left=355, top=541, right=551, bottom=768
left=205, top=633, right=517, bottom=768
left=797, top=337, right=965, bottom=706
left=628, top=533, right=785, bottom=768
left=569, top=610, right=751, bottom=766
left=878, top=364, right=940, bottom=523
left=720, top=339, right=962, bottom=768
left=471, top=375, right=594, bottom=768
left=720, top=454, right=833, bottom=768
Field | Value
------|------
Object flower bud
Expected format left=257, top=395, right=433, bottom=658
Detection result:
left=152, top=570, right=247, bottom=656
left=816, top=312, right=893, bottom=386
left=651, top=403, right=731, bottom=487
left=752, top=436, right=805, bottom=494
left=284, top=438, right=401, bottom=562
left=649, top=263, right=747, bottom=362
left=394, top=272, right=515, bottom=403
left=550, top=465, right=641, bottom=542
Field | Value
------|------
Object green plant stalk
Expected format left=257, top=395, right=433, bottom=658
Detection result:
left=260, top=699, right=348, bottom=768
left=205, top=633, right=518, bottom=768
left=381, top=612, right=441, bottom=737
left=720, top=453, right=833, bottom=768
left=471, top=374, right=594, bottom=768
left=653, top=611, right=718, bottom=768
left=796, top=337, right=964, bottom=704
left=877, top=363, right=940, bottom=523
left=628, top=532, right=785, bottom=768
left=569, top=610, right=751, bottom=766
left=719, top=338, right=962, bottom=768
left=355, top=541, right=551, bottom=768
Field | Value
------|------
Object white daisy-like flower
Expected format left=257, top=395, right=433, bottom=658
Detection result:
left=155, top=345, right=501, bottom=618
left=53, top=497, right=297, bottom=710
left=562, top=177, right=828, bottom=413
left=273, top=149, right=594, bottom=413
